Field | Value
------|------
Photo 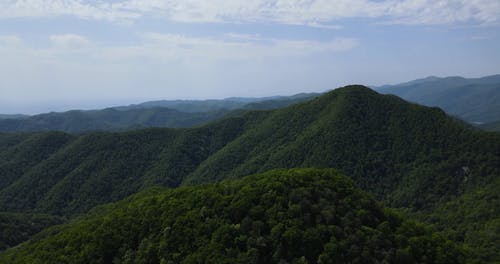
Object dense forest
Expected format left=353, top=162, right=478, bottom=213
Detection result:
left=0, top=212, right=62, bottom=251
left=0, top=93, right=318, bottom=133
left=480, top=120, right=500, bottom=131
left=0, top=169, right=465, bottom=264
left=0, top=86, right=498, bottom=262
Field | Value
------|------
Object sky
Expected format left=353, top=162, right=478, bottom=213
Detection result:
left=0, top=0, right=499, bottom=114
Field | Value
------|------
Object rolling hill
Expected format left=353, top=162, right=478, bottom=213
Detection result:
left=0, top=86, right=498, bottom=261
left=375, top=74, right=500, bottom=123
left=0, top=93, right=319, bottom=133
left=0, top=114, right=28, bottom=120
left=479, top=120, right=500, bottom=131
left=115, top=93, right=320, bottom=112
left=0, top=169, right=464, bottom=264
left=0, top=107, right=228, bottom=133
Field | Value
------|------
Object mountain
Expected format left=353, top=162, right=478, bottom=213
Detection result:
left=5, top=86, right=493, bottom=215
left=185, top=86, right=498, bottom=207
left=0, top=93, right=319, bottom=133
left=0, top=86, right=498, bottom=261
left=0, top=107, right=228, bottom=133
left=0, top=115, right=258, bottom=215
left=0, top=114, right=28, bottom=120
left=0, top=169, right=464, bottom=264
left=479, top=119, right=500, bottom=131
left=374, top=74, right=500, bottom=123
left=0, top=212, right=62, bottom=251
left=115, top=93, right=321, bottom=113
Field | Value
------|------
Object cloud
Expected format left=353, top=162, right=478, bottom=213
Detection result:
left=50, top=34, right=91, bottom=49
left=0, top=0, right=499, bottom=26
left=0, top=0, right=138, bottom=21
left=129, top=33, right=359, bottom=60
left=0, top=32, right=358, bottom=68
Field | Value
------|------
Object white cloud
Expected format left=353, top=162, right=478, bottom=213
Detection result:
left=128, top=33, right=359, bottom=60
left=0, top=33, right=358, bottom=80
left=0, top=0, right=499, bottom=26
left=0, top=0, right=138, bottom=21
left=50, top=34, right=91, bottom=49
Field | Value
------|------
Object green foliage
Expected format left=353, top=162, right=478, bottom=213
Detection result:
left=0, top=86, right=498, bottom=261
left=0, top=93, right=319, bottom=133
left=0, top=115, right=257, bottom=216
left=0, top=107, right=228, bottom=133
left=0, top=132, right=74, bottom=190
left=0, top=169, right=465, bottom=264
left=418, top=177, right=500, bottom=263
left=0, top=212, right=62, bottom=251
left=186, top=86, right=500, bottom=211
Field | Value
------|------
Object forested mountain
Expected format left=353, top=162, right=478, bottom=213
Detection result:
left=115, top=93, right=320, bottom=112
left=0, top=114, right=28, bottom=120
left=0, top=93, right=319, bottom=133
left=0, top=169, right=464, bottom=264
left=0, top=107, right=228, bottom=133
left=0, top=115, right=260, bottom=215
left=0, top=212, right=62, bottom=251
left=479, top=119, right=500, bottom=131
left=0, top=86, right=498, bottom=261
left=375, top=74, right=500, bottom=123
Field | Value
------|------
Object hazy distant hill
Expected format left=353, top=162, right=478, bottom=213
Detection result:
left=0, top=114, right=28, bottom=120
left=375, top=74, right=500, bottom=123
left=0, top=93, right=319, bottom=133
left=479, top=119, right=500, bottom=131
left=0, top=86, right=498, bottom=261
left=0, top=108, right=228, bottom=133
left=115, top=93, right=320, bottom=113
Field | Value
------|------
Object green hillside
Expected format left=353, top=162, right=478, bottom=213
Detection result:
left=375, top=74, right=500, bottom=123
left=186, top=86, right=499, bottom=208
left=0, top=115, right=261, bottom=216
left=0, top=107, right=227, bottom=133
left=479, top=120, right=500, bottom=131
left=0, top=93, right=319, bottom=133
left=0, top=169, right=464, bottom=264
left=0, top=212, right=62, bottom=251
left=0, top=132, right=75, bottom=192
left=0, top=86, right=498, bottom=261
left=419, top=177, right=500, bottom=262
left=117, top=93, right=320, bottom=112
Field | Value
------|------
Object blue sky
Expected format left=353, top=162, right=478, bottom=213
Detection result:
left=0, top=0, right=499, bottom=114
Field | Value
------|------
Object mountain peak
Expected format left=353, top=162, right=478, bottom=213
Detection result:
left=329, top=85, right=377, bottom=95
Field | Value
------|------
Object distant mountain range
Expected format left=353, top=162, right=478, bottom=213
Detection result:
left=480, top=119, right=500, bottom=131
left=374, top=74, right=500, bottom=124
left=0, top=86, right=498, bottom=262
left=0, top=114, right=28, bottom=120
left=0, top=93, right=319, bottom=133
left=115, top=93, right=319, bottom=113
left=2, top=74, right=499, bottom=134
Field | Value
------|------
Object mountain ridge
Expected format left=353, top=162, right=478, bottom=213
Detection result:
left=0, top=93, right=320, bottom=133
left=0, top=85, right=498, bottom=261
left=374, top=74, right=500, bottom=123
